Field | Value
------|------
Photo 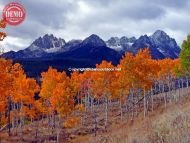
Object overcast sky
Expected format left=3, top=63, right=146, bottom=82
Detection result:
left=0, top=0, right=190, bottom=52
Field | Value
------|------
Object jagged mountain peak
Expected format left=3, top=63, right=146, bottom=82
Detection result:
left=109, top=37, right=120, bottom=40
left=107, top=37, right=120, bottom=45
left=131, top=30, right=181, bottom=59
left=120, top=36, right=128, bottom=41
left=137, top=35, right=152, bottom=44
left=43, top=34, right=54, bottom=38
left=128, top=37, right=136, bottom=43
left=82, top=34, right=106, bottom=47
left=32, top=34, right=66, bottom=50
left=151, top=30, right=171, bottom=41
left=152, top=30, right=167, bottom=37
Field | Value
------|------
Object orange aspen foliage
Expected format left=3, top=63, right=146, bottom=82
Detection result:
left=0, top=19, right=7, bottom=41
left=119, top=49, right=160, bottom=96
left=70, top=71, right=81, bottom=95
left=134, top=49, right=159, bottom=90
left=0, top=19, right=6, bottom=28
left=158, top=58, right=177, bottom=82
left=0, top=59, right=23, bottom=113
left=40, top=67, right=62, bottom=115
left=40, top=67, right=75, bottom=119
left=92, top=60, right=115, bottom=99
left=51, top=73, right=74, bottom=117
left=13, top=73, right=39, bottom=120
left=119, top=52, right=136, bottom=91
left=0, top=58, right=39, bottom=130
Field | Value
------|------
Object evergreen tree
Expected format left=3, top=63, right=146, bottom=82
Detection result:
left=180, top=35, right=190, bottom=76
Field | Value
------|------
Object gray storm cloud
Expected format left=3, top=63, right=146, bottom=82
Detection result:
left=0, top=0, right=190, bottom=51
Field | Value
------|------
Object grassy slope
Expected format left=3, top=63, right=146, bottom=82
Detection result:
left=72, top=93, right=190, bottom=143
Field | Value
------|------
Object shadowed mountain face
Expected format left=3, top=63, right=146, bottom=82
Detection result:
left=2, top=30, right=181, bottom=77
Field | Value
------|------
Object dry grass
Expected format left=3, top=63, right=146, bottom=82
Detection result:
left=72, top=93, right=190, bottom=143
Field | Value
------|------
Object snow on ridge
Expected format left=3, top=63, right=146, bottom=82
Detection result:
left=28, top=44, right=40, bottom=51
left=45, top=47, right=62, bottom=53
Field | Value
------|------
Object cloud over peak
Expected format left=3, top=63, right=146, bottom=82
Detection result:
left=0, top=0, right=189, bottom=51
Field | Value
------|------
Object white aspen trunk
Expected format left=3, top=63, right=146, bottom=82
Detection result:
left=93, top=102, right=97, bottom=137
left=50, top=114, right=52, bottom=128
left=77, top=90, right=79, bottom=104
left=144, top=88, right=146, bottom=118
left=163, top=84, right=167, bottom=107
left=98, top=98, right=100, bottom=105
left=131, top=88, right=134, bottom=120
left=80, top=92, right=82, bottom=105
left=87, top=79, right=90, bottom=111
left=105, top=97, right=108, bottom=129
left=151, top=86, right=154, bottom=112
left=91, top=96, right=93, bottom=112
left=186, top=77, right=189, bottom=88
left=87, top=94, right=90, bottom=109
left=159, top=81, right=162, bottom=94
left=168, top=80, right=172, bottom=104
left=19, top=101, right=23, bottom=142
left=7, top=96, right=11, bottom=136
left=92, top=98, right=94, bottom=112
left=12, top=103, right=15, bottom=136
left=161, top=82, right=164, bottom=104
left=178, top=79, right=181, bottom=101
left=85, top=94, right=87, bottom=112
left=181, top=78, right=184, bottom=96
left=164, top=90, right=167, bottom=107
left=120, top=91, right=123, bottom=120
left=15, top=104, right=19, bottom=136
left=56, top=116, right=61, bottom=143
left=125, top=96, right=128, bottom=118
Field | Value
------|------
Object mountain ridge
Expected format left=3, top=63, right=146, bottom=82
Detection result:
left=2, top=30, right=180, bottom=60
left=1, top=30, right=181, bottom=77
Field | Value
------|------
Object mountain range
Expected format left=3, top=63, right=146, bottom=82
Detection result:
left=1, top=30, right=181, bottom=77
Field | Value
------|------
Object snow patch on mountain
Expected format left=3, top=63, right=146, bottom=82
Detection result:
left=28, top=44, right=41, bottom=51
left=45, top=47, right=63, bottom=53
left=106, top=36, right=136, bottom=51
